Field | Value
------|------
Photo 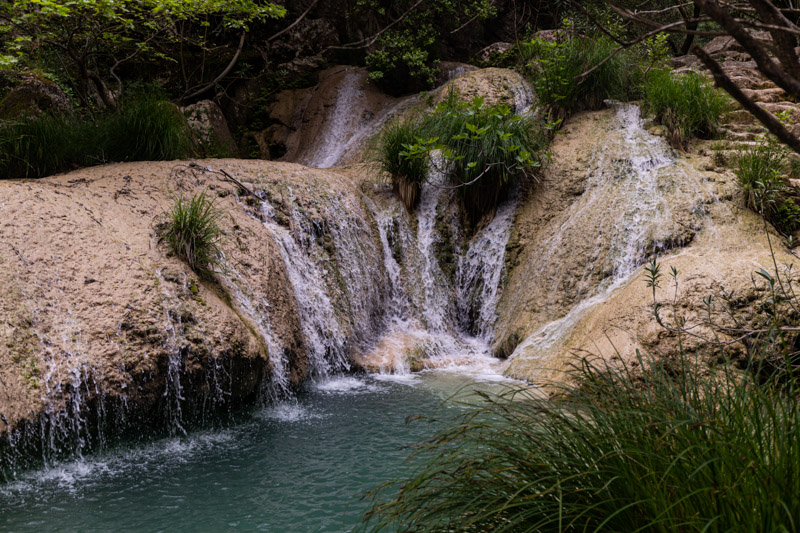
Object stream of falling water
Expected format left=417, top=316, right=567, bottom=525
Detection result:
left=509, top=102, right=714, bottom=360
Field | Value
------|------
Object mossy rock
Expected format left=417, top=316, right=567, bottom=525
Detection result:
left=0, top=74, right=71, bottom=120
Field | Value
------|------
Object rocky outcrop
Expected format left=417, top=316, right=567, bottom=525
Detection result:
left=495, top=106, right=796, bottom=389
left=0, top=159, right=388, bottom=471
left=433, top=67, right=534, bottom=111
left=182, top=100, right=239, bottom=157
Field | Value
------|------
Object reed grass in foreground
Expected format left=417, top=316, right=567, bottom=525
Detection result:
left=361, top=354, right=800, bottom=532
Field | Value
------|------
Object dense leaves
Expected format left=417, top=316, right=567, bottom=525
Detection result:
left=0, top=0, right=285, bottom=106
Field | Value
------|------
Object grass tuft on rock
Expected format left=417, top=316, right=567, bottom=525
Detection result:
left=376, top=118, right=430, bottom=210
left=163, top=191, right=222, bottom=279
left=523, top=35, right=636, bottom=116
left=644, top=69, right=730, bottom=148
left=361, top=351, right=800, bottom=532
left=735, top=140, right=800, bottom=234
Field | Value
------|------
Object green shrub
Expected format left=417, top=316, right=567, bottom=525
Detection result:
left=377, top=88, right=548, bottom=221
left=736, top=141, right=786, bottom=212
left=163, top=191, right=222, bottom=278
left=366, top=25, right=441, bottom=94
left=645, top=69, right=730, bottom=148
left=419, top=90, right=548, bottom=225
left=362, top=352, right=800, bottom=532
left=430, top=93, right=546, bottom=224
left=0, top=94, right=195, bottom=179
left=734, top=140, right=800, bottom=234
left=524, top=35, right=636, bottom=115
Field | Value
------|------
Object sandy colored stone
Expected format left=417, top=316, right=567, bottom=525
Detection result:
left=0, top=159, right=375, bottom=439
left=495, top=108, right=797, bottom=390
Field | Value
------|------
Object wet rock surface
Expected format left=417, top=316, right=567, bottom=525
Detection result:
left=0, top=159, right=388, bottom=468
left=496, top=106, right=796, bottom=389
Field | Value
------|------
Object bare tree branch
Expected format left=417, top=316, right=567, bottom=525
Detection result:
left=183, top=31, right=246, bottom=102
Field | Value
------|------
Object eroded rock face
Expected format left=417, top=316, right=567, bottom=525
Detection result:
left=495, top=106, right=796, bottom=389
left=0, top=159, right=387, bottom=470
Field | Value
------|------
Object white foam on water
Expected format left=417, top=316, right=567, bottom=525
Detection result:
left=313, top=376, right=383, bottom=394
left=0, top=429, right=237, bottom=497
left=260, top=402, right=325, bottom=423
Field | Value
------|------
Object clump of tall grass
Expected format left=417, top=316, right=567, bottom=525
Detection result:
left=644, top=69, right=730, bottom=148
left=0, top=94, right=195, bottom=179
left=101, top=95, right=195, bottom=162
left=523, top=35, right=637, bottom=116
left=736, top=139, right=800, bottom=234
left=376, top=118, right=429, bottom=209
left=361, top=351, right=800, bottom=532
left=163, top=191, right=223, bottom=278
left=0, top=113, right=87, bottom=178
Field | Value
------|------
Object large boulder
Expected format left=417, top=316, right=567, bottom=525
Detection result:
left=182, top=100, right=239, bottom=157
left=433, top=67, right=534, bottom=112
left=0, top=73, right=72, bottom=120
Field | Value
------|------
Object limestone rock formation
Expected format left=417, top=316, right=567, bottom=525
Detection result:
left=0, top=159, right=386, bottom=467
left=182, top=100, right=239, bottom=157
left=495, top=107, right=796, bottom=390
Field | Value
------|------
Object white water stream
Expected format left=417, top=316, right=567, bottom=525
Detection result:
left=509, top=103, right=714, bottom=362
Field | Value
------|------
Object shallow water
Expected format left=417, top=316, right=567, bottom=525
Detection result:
left=0, top=372, right=506, bottom=532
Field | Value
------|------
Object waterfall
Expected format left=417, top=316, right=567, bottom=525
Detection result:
left=510, top=74, right=536, bottom=114
left=155, top=269, right=188, bottom=436
left=415, top=172, right=455, bottom=333
left=456, top=199, right=517, bottom=339
left=255, top=182, right=388, bottom=381
left=304, top=69, right=365, bottom=169
left=508, top=102, right=710, bottom=360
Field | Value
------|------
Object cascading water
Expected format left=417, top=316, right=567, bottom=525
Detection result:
left=456, top=199, right=518, bottom=339
left=415, top=171, right=455, bottom=333
left=303, top=69, right=365, bottom=169
left=359, top=160, right=519, bottom=376
left=254, top=182, right=389, bottom=381
left=508, top=102, right=713, bottom=360
left=510, top=73, right=536, bottom=114
left=155, top=269, right=189, bottom=436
